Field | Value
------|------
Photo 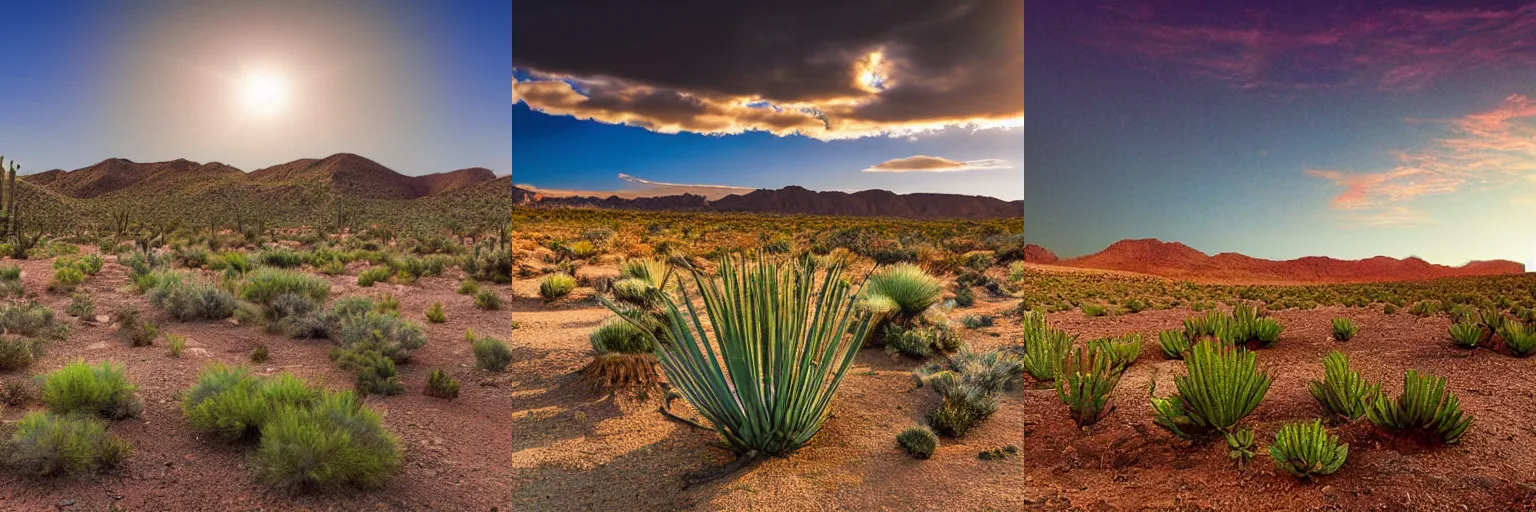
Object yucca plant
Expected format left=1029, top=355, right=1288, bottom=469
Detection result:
left=1497, top=320, right=1536, bottom=357
left=1448, top=321, right=1482, bottom=348
left=597, top=253, right=873, bottom=458
left=1269, top=420, right=1348, bottom=479
left=1087, top=334, right=1142, bottom=373
left=1330, top=318, right=1358, bottom=342
left=1365, top=370, right=1472, bottom=444
left=1307, top=351, right=1379, bottom=422
left=859, top=263, right=942, bottom=324
left=538, top=273, right=577, bottom=301
left=1150, top=341, right=1272, bottom=441
left=1019, top=319, right=1072, bottom=383
left=1158, top=329, right=1189, bottom=360
left=618, top=258, right=672, bottom=289
left=1250, top=318, right=1283, bottom=348
left=1054, top=345, right=1123, bottom=428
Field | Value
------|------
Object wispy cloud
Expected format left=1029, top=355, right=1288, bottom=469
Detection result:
left=1338, top=206, right=1431, bottom=228
left=861, top=155, right=1011, bottom=173
left=1092, top=3, right=1536, bottom=92
left=1309, top=94, right=1536, bottom=219
left=514, top=173, right=754, bottom=201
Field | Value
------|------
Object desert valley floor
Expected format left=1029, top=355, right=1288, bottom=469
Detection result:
left=509, top=263, right=1536, bottom=511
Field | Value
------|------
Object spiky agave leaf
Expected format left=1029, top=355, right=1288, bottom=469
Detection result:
left=597, top=252, right=873, bottom=456
left=1159, top=329, right=1189, bottom=360
left=618, top=258, right=672, bottom=289
left=1307, top=351, right=1380, bottom=422
left=859, top=263, right=943, bottom=322
left=1149, top=340, right=1271, bottom=440
left=1086, top=334, right=1142, bottom=373
left=1019, top=321, right=1073, bottom=382
left=1269, top=420, right=1348, bottom=478
left=1365, top=369, right=1473, bottom=444
left=1498, top=320, right=1536, bottom=357
left=1053, top=345, right=1122, bottom=428
left=1330, top=318, right=1359, bottom=342
left=1448, top=321, right=1482, bottom=348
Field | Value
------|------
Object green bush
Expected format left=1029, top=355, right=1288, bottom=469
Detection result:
left=333, top=311, right=427, bottom=362
left=1308, top=351, right=1380, bottom=422
left=456, top=279, right=479, bottom=295
left=260, top=248, right=306, bottom=269
left=1079, top=303, right=1108, bottom=317
left=0, top=336, right=44, bottom=371
left=356, top=266, right=391, bottom=287
left=7, top=412, right=131, bottom=477
left=183, top=366, right=316, bottom=442
left=240, top=268, right=331, bottom=307
left=1054, top=345, right=1122, bottom=427
left=252, top=391, right=402, bottom=493
left=425, top=302, right=446, bottom=323
left=589, top=317, right=655, bottom=354
left=539, top=273, right=577, bottom=301
left=1330, top=318, right=1358, bottom=342
left=0, top=301, right=67, bottom=339
left=953, top=286, right=975, bottom=308
left=1449, top=321, right=1482, bottom=348
left=1150, top=341, right=1271, bottom=440
left=149, top=278, right=237, bottom=321
left=474, top=289, right=502, bottom=310
left=1017, top=312, right=1071, bottom=382
left=332, top=348, right=403, bottom=396
left=1269, top=420, right=1348, bottom=479
left=65, top=294, right=95, bottom=318
left=1497, top=320, right=1535, bottom=357
left=251, top=345, right=270, bottom=363
left=861, top=263, right=943, bottom=322
left=50, top=266, right=86, bottom=292
left=896, top=426, right=937, bottom=460
left=0, top=264, right=20, bottom=280
left=40, top=361, right=142, bottom=420
left=1087, top=334, right=1142, bottom=373
left=1158, top=329, right=1189, bottom=359
left=881, top=322, right=961, bottom=359
left=1365, top=370, right=1472, bottom=444
left=473, top=335, right=512, bottom=371
left=960, top=314, right=994, bottom=329
left=424, top=369, right=460, bottom=399
left=916, top=349, right=1021, bottom=437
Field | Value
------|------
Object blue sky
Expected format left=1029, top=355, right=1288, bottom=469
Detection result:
left=0, top=0, right=510, bottom=176
left=1027, top=1, right=1536, bottom=268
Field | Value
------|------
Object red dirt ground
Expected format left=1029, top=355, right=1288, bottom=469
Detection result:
left=0, top=253, right=516, bottom=510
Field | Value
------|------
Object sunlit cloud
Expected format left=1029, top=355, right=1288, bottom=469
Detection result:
left=515, top=173, right=753, bottom=201
left=862, top=155, right=1011, bottom=173
left=1091, top=3, right=1536, bottom=92
left=1336, top=206, right=1432, bottom=228
left=1308, top=94, right=1536, bottom=220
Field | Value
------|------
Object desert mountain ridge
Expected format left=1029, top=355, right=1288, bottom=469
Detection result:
left=25, top=153, right=500, bottom=200
left=512, top=184, right=1023, bottom=220
left=1026, top=238, right=1525, bottom=283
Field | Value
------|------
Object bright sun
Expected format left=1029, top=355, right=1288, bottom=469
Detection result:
left=240, top=71, right=289, bottom=117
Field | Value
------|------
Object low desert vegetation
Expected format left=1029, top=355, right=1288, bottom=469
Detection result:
left=40, top=360, right=143, bottom=420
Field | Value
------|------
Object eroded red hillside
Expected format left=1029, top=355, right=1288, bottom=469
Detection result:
left=1047, top=238, right=1526, bottom=283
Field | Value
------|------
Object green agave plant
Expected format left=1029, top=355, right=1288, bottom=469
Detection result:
left=1308, top=351, right=1380, bottom=422
left=1053, top=345, right=1122, bottom=428
left=1158, top=329, right=1189, bottom=360
left=1150, top=340, right=1271, bottom=440
left=1269, top=420, right=1349, bottom=479
left=1498, top=320, right=1536, bottom=357
left=1365, top=369, right=1472, bottom=445
left=1329, top=318, right=1358, bottom=342
left=1448, top=321, right=1482, bottom=348
left=1019, top=319, right=1073, bottom=383
left=1087, top=334, right=1142, bottom=373
left=598, top=253, right=874, bottom=458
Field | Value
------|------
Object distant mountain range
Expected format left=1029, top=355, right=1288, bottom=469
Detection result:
left=1024, top=239, right=1526, bottom=283
left=27, top=153, right=502, bottom=200
left=512, top=184, right=1023, bottom=220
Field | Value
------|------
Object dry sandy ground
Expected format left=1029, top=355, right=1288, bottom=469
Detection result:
left=512, top=269, right=1536, bottom=511
left=0, top=254, right=516, bottom=510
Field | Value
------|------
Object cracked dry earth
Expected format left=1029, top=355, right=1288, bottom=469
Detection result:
left=511, top=266, right=1536, bottom=511
left=0, top=253, right=517, bottom=510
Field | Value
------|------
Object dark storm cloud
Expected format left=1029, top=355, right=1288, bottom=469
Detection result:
left=511, top=0, right=1023, bottom=139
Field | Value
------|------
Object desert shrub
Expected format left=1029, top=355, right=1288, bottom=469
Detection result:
left=1269, top=420, right=1349, bottom=479
left=1080, top=303, right=1109, bottom=317
left=1054, top=345, right=1123, bottom=427
left=474, top=289, right=502, bottom=310
left=149, top=278, right=238, bottom=321
left=978, top=444, right=1020, bottom=461
left=1449, top=321, right=1482, bottom=348
left=0, top=336, right=44, bottom=371
left=1158, top=329, right=1189, bottom=359
left=861, top=263, right=943, bottom=323
left=373, top=293, right=400, bottom=313
left=40, top=361, right=142, bottom=420
left=49, top=266, right=86, bottom=292
left=953, top=286, right=975, bottom=308
left=881, top=322, right=961, bottom=359
left=1087, top=334, right=1142, bottom=373
left=1150, top=341, right=1271, bottom=440
left=539, top=273, right=577, bottom=301
left=332, top=348, right=403, bottom=396
left=355, top=266, right=390, bottom=287
left=251, top=345, right=270, bottom=363
left=332, top=311, right=427, bottom=362
left=916, top=349, right=1021, bottom=437
left=896, top=426, right=938, bottom=460
left=1497, top=320, right=1536, bottom=357
left=120, top=312, right=158, bottom=347
left=472, top=335, right=512, bottom=371
left=589, top=317, right=655, bottom=354
left=425, top=302, right=446, bottom=323
left=1330, top=318, right=1358, bottom=342
left=183, top=366, right=316, bottom=442
left=259, top=248, right=306, bottom=269
left=0, top=264, right=20, bottom=280
left=176, top=246, right=212, bottom=268
left=132, top=268, right=186, bottom=294
left=1017, top=312, right=1071, bottom=382
left=167, top=334, right=187, bottom=358
left=960, top=314, right=994, bottom=329
left=252, top=390, right=402, bottom=493
left=596, top=253, right=874, bottom=456
left=424, top=369, right=459, bottom=399
left=240, top=268, right=330, bottom=309
left=1308, top=351, right=1380, bottom=422
left=457, top=279, right=479, bottom=296
left=1365, top=370, right=1472, bottom=444
left=0, top=302, right=66, bottom=340
left=65, top=294, right=94, bottom=318
left=7, top=412, right=131, bottom=477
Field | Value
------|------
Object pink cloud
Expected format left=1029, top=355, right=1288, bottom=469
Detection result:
left=1093, top=4, right=1536, bottom=91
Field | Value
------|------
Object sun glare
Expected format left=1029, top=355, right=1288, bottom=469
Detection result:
left=240, top=71, right=290, bottom=117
